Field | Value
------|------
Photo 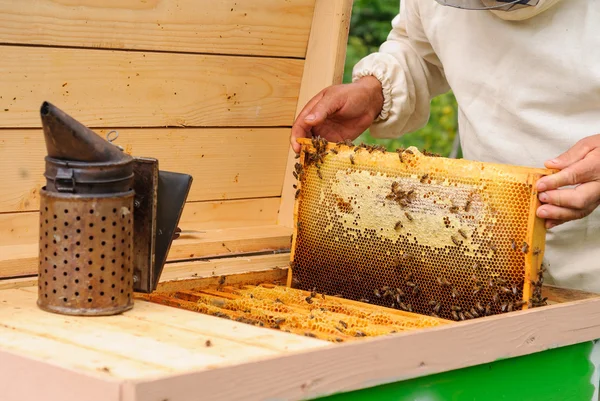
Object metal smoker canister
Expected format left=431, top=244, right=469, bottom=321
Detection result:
left=37, top=102, right=135, bottom=316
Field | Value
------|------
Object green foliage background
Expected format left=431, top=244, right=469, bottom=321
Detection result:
left=344, top=0, right=461, bottom=157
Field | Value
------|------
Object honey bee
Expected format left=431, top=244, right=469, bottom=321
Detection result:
left=522, top=242, right=530, bottom=254
left=295, top=153, right=301, bottom=159
left=317, top=169, right=323, bottom=179
left=402, top=253, right=413, bottom=262
left=359, top=298, right=370, bottom=303
left=514, top=300, right=527, bottom=308
left=420, top=173, right=429, bottom=183
left=405, top=149, right=414, bottom=155
left=305, top=332, right=317, bottom=338
left=293, top=171, right=298, bottom=180
left=470, top=308, right=479, bottom=318
left=485, top=303, right=492, bottom=315
left=451, top=287, right=460, bottom=298
left=431, top=312, right=440, bottom=318
left=274, top=318, right=286, bottom=325
left=459, top=312, right=466, bottom=321
left=512, top=284, right=518, bottom=295
left=412, top=285, right=420, bottom=296
left=330, top=148, right=339, bottom=155
left=476, top=302, right=485, bottom=313
left=405, top=272, right=414, bottom=281
left=354, top=331, right=366, bottom=337
left=295, top=189, right=301, bottom=199
left=433, top=303, right=441, bottom=313
left=511, top=239, right=517, bottom=251
left=533, top=247, right=541, bottom=256
left=395, top=293, right=403, bottom=304
left=339, top=320, right=348, bottom=329
left=396, top=288, right=405, bottom=297
left=406, top=281, right=416, bottom=288
left=305, top=296, right=313, bottom=304
left=218, top=275, right=226, bottom=285
left=407, top=304, right=413, bottom=312
left=458, top=229, right=468, bottom=239
left=465, top=199, right=472, bottom=212
left=349, top=155, right=355, bottom=165
left=464, top=311, right=474, bottom=319
left=335, top=326, right=344, bottom=333
left=373, top=289, right=382, bottom=298
left=451, top=305, right=462, bottom=312
left=394, top=221, right=403, bottom=230
left=311, top=287, right=317, bottom=298
left=399, top=302, right=409, bottom=311
left=492, top=292, right=500, bottom=303
left=449, top=206, right=459, bottom=213
left=500, top=286, right=511, bottom=294
left=437, top=277, right=452, bottom=287
left=451, top=310, right=460, bottom=320
left=500, top=303, right=508, bottom=312
left=472, top=285, right=482, bottom=296
left=507, top=302, right=514, bottom=312
left=489, top=242, right=497, bottom=253
left=335, top=338, right=344, bottom=343
left=495, top=277, right=507, bottom=285
left=205, top=340, right=212, bottom=347
left=429, top=299, right=437, bottom=306
left=391, top=181, right=400, bottom=192
left=405, top=212, right=414, bottom=221
left=292, top=184, right=297, bottom=189
left=294, top=163, right=303, bottom=173
left=451, top=235, right=461, bottom=246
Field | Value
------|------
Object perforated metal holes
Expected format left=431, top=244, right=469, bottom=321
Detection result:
left=38, top=190, right=135, bottom=316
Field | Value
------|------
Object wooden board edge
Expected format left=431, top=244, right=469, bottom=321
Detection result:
left=125, top=296, right=600, bottom=401
left=524, top=173, right=547, bottom=310
left=278, top=0, right=353, bottom=228
left=0, top=348, right=121, bottom=401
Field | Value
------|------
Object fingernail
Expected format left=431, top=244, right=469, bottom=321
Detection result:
left=539, top=193, right=548, bottom=202
left=305, top=114, right=316, bottom=121
left=538, top=209, right=548, bottom=218
left=548, top=159, right=559, bottom=165
left=537, top=182, right=547, bottom=192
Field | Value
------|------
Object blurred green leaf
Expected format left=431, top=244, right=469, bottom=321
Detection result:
left=344, top=0, right=460, bottom=158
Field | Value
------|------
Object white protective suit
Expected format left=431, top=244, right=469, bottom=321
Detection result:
left=352, top=0, right=600, bottom=292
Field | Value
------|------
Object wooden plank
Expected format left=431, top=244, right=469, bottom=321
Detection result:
left=278, top=0, right=352, bottom=227
left=0, top=128, right=289, bottom=213
left=0, top=0, right=315, bottom=58
left=0, top=46, right=303, bottom=128
left=126, top=296, right=600, bottom=401
left=0, top=225, right=292, bottom=279
left=0, top=197, right=280, bottom=246
left=157, top=253, right=291, bottom=284
left=0, top=324, right=170, bottom=379
left=1, top=348, right=121, bottom=401
left=544, top=285, right=600, bottom=304
left=0, top=287, right=327, bottom=380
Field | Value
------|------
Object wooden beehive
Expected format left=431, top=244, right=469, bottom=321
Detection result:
left=2, top=2, right=600, bottom=401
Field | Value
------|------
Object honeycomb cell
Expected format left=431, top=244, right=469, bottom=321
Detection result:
left=290, top=139, right=549, bottom=321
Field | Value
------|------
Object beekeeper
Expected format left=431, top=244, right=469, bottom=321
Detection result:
left=291, top=0, right=600, bottom=292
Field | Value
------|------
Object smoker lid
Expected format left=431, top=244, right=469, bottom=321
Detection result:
left=40, top=101, right=132, bottom=163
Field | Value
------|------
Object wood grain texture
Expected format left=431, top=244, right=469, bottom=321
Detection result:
left=125, top=297, right=600, bottom=401
left=0, top=225, right=292, bottom=278
left=0, top=46, right=303, bottom=128
left=0, top=287, right=328, bottom=381
left=0, top=128, right=289, bottom=213
left=1, top=348, right=120, bottom=401
left=0, top=0, right=315, bottom=58
left=278, top=0, right=353, bottom=227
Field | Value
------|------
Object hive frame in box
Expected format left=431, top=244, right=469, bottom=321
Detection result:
left=1, top=0, right=600, bottom=400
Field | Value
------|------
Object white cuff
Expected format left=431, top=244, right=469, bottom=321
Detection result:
left=352, top=67, right=393, bottom=122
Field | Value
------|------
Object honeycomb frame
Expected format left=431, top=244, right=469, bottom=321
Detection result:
left=288, top=138, right=554, bottom=321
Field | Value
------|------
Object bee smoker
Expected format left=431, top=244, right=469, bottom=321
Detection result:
left=37, top=102, right=192, bottom=316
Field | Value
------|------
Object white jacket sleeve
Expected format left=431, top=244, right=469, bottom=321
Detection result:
left=352, top=0, right=450, bottom=138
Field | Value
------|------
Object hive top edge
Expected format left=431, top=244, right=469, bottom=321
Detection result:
left=40, top=101, right=132, bottom=164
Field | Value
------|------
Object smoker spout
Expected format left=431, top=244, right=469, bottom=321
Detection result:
left=40, top=101, right=132, bottom=163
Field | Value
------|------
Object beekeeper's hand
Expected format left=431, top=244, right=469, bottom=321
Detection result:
left=290, top=76, right=384, bottom=153
left=536, top=134, right=600, bottom=229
